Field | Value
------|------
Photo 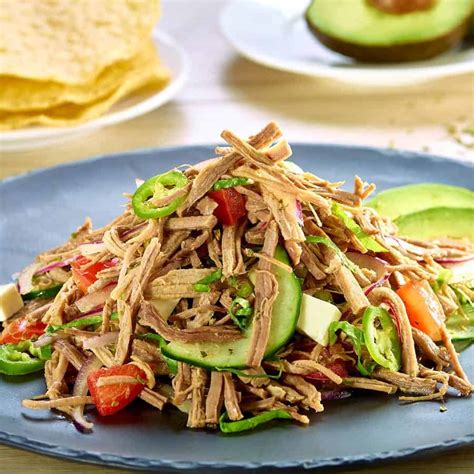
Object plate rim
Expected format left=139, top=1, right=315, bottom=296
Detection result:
left=0, top=29, right=189, bottom=144
left=1, top=143, right=473, bottom=471
left=0, top=429, right=472, bottom=471
left=220, top=0, right=474, bottom=86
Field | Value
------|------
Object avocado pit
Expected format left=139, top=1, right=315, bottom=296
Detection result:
left=367, top=0, right=436, bottom=15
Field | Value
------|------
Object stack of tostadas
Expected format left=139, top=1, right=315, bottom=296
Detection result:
left=0, top=0, right=170, bottom=130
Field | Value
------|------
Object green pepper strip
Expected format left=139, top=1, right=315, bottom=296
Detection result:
left=213, top=177, right=253, bottom=191
left=228, top=276, right=253, bottom=298
left=362, top=307, right=402, bottom=372
left=132, top=170, right=189, bottom=219
left=193, top=269, right=222, bottom=293
left=0, top=341, right=51, bottom=376
left=229, top=297, right=253, bottom=330
left=22, top=284, right=63, bottom=301
left=306, top=236, right=358, bottom=273
left=331, top=202, right=386, bottom=253
left=47, top=312, right=119, bottom=333
left=328, top=321, right=376, bottom=376
left=219, top=410, right=292, bottom=433
left=140, top=333, right=178, bottom=375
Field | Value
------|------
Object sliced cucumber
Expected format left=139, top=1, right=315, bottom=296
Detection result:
left=161, top=246, right=302, bottom=369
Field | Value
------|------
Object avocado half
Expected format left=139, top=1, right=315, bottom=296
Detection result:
left=306, top=0, right=472, bottom=62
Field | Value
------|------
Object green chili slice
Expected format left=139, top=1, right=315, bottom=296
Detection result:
left=229, top=296, right=253, bottom=330
left=22, top=284, right=63, bottom=301
left=362, top=306, right=402, bottom=372
left=213, top=177, right=253, bottom=191
left=132, top=170, right=189, bottom=219
left=0, top=341, right=51, bottom=376
left=228, top=276, right=253, bottom=298
left=328, top=320, right=376, bottom=376
left=219, top=410, right=292, bottom=433
left=193, top=269, right=222, bottom=292
left=47, top=312, right=119, bottom=333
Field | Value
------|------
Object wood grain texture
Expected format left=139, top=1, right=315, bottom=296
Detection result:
left=0, top=0, right=472, bottom=471
left=0, top=444, right=473, bottom=473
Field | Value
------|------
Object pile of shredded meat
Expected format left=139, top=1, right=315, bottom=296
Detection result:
left=4, top=122, right=472, bottom=432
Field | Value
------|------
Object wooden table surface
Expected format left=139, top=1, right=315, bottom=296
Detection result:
left=0, top=1, right=473, bottom=472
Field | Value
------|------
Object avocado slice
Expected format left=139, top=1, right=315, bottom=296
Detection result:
left=367, top=183, right=474, bottom=220
left=395, top=207, right=474, bottom=241
left=305, top=0, right=472, bottom=62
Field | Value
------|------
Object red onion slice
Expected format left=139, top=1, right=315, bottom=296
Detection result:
left=17, top=263, right=41, bottom=294
left=32, top=334, right=56, bottom=348
left=383, top=235, right=426, bottom=256
left=435, top=255, right=474, bottom=265
left=82, top=331, right=119, bottom=350
left=35, top=255, right=81, bottom=276
left=295, top=200, right=304, bottom=225
left=346, top=251, right=387, bottom=281
left=121, top=223, right=147, bottom=239
left=364, top=273, right=391, bottom=296
left=71, top=354, right=102, bottom=432
left=75, top=286, right=114, bottom=313
left=321, top=390, right=352, bottom=401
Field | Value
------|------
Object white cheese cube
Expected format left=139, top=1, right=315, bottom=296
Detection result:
left=150, top=298, right=180, bottom=320
left=0, top=283, right=24, bottom=322
left=296, top=293, right=341, bottom=346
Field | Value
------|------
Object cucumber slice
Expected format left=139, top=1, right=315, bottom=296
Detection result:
left=161, top=246, right=302, bottom=369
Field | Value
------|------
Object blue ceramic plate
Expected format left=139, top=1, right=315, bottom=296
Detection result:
left=0, top=145, right=473, bottom=472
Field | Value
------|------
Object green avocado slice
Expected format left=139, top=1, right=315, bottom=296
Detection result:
left=395, top=207, right=474, bottom=242
left=161, top=246, right=302, bottom=370
left=305, top=0, right=472, bottom=62
left=367, top=183, right=474, bottom=221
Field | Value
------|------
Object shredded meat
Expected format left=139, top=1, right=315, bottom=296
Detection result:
left=223, top=372, right=243, bottom=421
left=165, top=215, right=217, bottom=231
left=247, top=220, right=279, bottom=367
left=334, top=266, right=369, bottom=316
left=205, top=372, right=224, bottom=425
left=140, top=387, right=167, bottom=410
left=173, top=362, right=192, bottom=405
left=343, top=377, right=397, bottom=394
left=187, top=367, right=207, bottom=428
left=131, top=339, right=170, bottom=375
left=53, top=340, right=86, bottom=371
left=139, top=300, right=241, bottom=342
left=373, top=368, right=437, bottom=395
left=282, top=374, right=323, bottom=412
left=412, top=327, right=450, bottom=369
left=181, top=122, right=281, bottom=211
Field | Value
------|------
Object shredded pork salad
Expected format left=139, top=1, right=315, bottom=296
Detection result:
left=3, top=122, right=473, bottom=433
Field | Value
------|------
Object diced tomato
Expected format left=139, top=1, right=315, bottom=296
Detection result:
left=305, top=360, right=348, bottom=383
left=87, top=364, right=147, bottom=416
left=208, top=188, right=246, bottom=226
left=0, top=317, right=46, bottom=344
left=71, top=257, right=116, bottom=293
left=397, top=280, right=444, bottom=341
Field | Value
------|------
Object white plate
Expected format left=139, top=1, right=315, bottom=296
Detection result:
left=220, top=0, right=474, bottom=87
left=0, top=29, right=189, bottom=151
